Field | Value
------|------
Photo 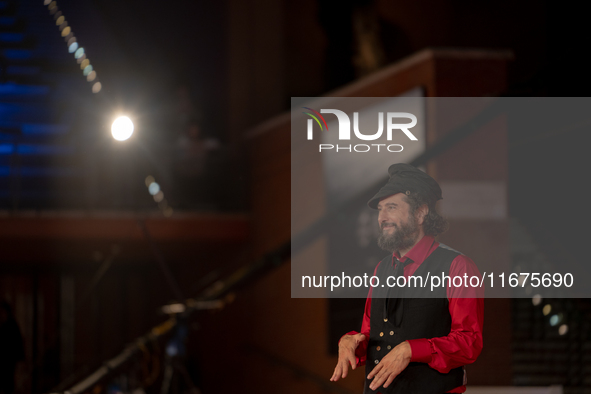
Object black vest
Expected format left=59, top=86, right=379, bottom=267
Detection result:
left=364, top=246, right=464, bottom=394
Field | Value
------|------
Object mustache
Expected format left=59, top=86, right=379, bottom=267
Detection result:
left=380, top=222, right=397, bottom=230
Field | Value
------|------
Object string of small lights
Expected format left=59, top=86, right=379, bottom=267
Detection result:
left=43, top=0, right=102, bottom=93
left=532, top=294, right=569, bottom=335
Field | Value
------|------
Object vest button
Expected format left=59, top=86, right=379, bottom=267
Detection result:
left=390, top=331, right=394, bottom=335
left=379, top=332, right=384, bottom=337
left=377, top=346, right=381, bottom=351
left=384, top=318, right=388, bottom=322
left=374, top=360, right=379, bottom=364
left=387, top=345, right=391, bottom=350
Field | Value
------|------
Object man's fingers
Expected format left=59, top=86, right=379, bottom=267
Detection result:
left=330, top=366, right=337, bottom=381
left=331, top=360, right=346, bottom=381
left=347, top=354, right=357, bottom=370
left=382, top=373, right=397, bottom=388
left=330, top=364, right=342, bottom=381
left=340, top=359, right=350, bottom=378
left=369, top=370, right=389, bottom=391
left=367, top=362, right=383, bottom=379
left=352, top=333, right=367, bottom=347
left=330, top=349, right=359, bottom=382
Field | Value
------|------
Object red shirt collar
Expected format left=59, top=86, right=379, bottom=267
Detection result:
left=393, top=235, right=437, bottom=264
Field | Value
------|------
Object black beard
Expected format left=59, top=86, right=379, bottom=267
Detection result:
left=377, top=215, right=419, bottom=254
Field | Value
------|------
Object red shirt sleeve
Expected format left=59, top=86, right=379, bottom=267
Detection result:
left=407, top=255, right=484, bottom=392
left=341, top=290, right=371, bottom=367
left=339, top=265, right=377, bottom=367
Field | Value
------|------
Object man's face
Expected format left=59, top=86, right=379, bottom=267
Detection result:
left=376, top=193, right=420, bottom=253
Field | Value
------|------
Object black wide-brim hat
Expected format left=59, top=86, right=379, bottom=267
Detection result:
left=367, top=163, right=443, bottom=209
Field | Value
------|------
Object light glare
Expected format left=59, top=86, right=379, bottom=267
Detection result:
left=92, top=82, right=102, bottom=93
left=145, top=175, right=155, bottom=187
left=162, top=303, right=185, bottom=314
left=83, top=64, right=93, bottom=76
left=111, top=116, right=134, bottom=141
left=148, top=182, right=160, bottom=195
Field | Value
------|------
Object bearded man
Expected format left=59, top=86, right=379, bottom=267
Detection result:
left=330, top=163, right=484, bottom=394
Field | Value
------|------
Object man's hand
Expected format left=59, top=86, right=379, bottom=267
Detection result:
left=330, top=333, right=367, bottom=381
left=367, top=340, right=412, bottom=390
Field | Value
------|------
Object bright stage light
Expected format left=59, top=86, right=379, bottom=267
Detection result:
left=111, top=116, right=134, bottom=141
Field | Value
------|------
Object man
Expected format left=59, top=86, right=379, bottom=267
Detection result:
left=330, top=163, right=484, bottom=394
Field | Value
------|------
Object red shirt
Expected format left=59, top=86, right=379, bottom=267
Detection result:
left=345, top=235, right=484, bottom=393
